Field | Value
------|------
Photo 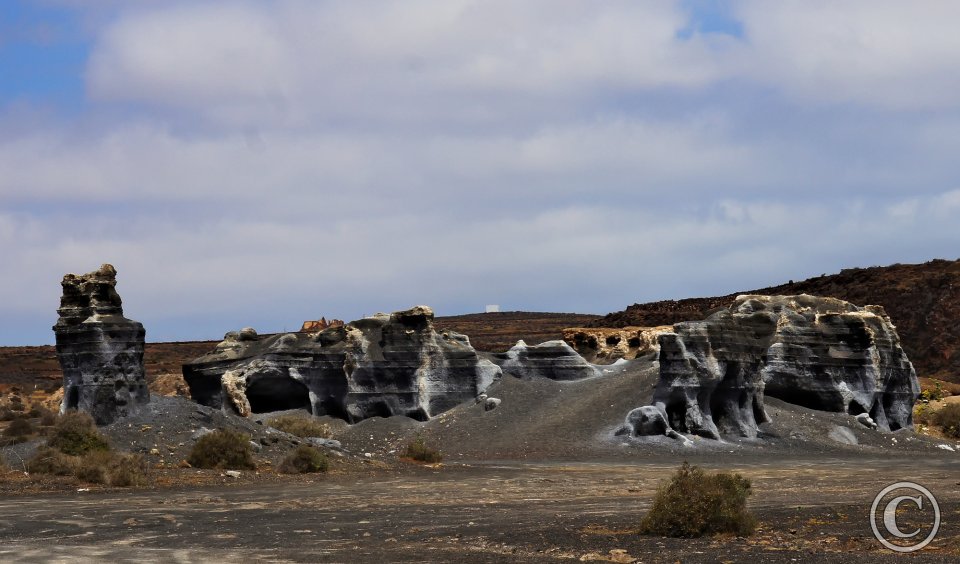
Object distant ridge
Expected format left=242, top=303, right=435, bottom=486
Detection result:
left=591, top=259, right=960, bottom=383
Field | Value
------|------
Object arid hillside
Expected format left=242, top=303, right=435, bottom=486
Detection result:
left=591, top=258, right=960, bottom=383
left=434, top=311, right=601, bottom=353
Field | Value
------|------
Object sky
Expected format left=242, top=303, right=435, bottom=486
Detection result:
left=2, top=0, right=959, bottom=345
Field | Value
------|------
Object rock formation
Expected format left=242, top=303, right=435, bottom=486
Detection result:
left=183, top=306, right=501, bottom=422
left=490, top=340, right=601, bottom=381
left=563, top=326, right=671, bottom=364
left=299, top=317, right=344, bottom=332
left=52, top=264, right=148, bottom=425
left=621, top=295, right=919, bottom=440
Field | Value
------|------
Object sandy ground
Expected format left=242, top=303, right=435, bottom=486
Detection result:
left=2, top=359, right=959, bottom=562
left=0, top=457, right=957, bottom=563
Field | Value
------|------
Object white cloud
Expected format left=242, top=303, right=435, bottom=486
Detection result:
left=735, top=0, right=960, bottom=109
left=3, top=1, right=960, bottom=345
left=85, top=0, right=734, bottom=127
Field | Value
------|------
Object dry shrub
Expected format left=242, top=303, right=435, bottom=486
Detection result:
left=26, top=447, right=76, bottom=476
left=187, top=429, right=255, bottom=470
left=278, top=444, right=329, bottom=474
left=27, top=447, right=147, bottom=486
left=933, top=404, right=960, bottom=438
left=639, top=462, right=756, bottom=538
left=403, top=434, right=442, bottom=464
left=4, top=417, right=34, bottom=438
left=40, top=410, right=58, bottom=427
left=47, top=411, right=110, bottom=455
left=266, top=416, right=331, bottom=438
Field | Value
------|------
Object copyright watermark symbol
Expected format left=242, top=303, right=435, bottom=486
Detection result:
left=871, top=482, right=941, bottom=552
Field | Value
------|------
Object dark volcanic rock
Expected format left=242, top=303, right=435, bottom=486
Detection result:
left=183, top=306, right=501, bottom=422
left=623, top=295, right=919, bottom=440
left=491, top=340, right=601, bottom=381
left=52, top=264, right=148, bottom=425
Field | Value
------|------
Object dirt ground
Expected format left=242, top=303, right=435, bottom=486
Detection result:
left=2, top=360, right=958, bottom=562
left=0, top=456, right=957, bottom=563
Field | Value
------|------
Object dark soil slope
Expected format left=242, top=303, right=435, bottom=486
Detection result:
left=591, top=259, right=960, bottom=382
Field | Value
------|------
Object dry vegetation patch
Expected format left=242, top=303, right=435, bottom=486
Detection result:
left=278, top=444, right=328, bottom=474
left=187, top=429, right=256, bottom=470
left=266, top=415, right=331, bottom=438
left=639, top=462, right=756, bottom=538
left=402, top=434, right=443, bottom=464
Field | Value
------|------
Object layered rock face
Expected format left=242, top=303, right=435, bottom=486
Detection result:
left=562, top=326, right=671, bottom=364
left=53, top=264, right=148, bottom=425
left=183, top=306, right=501, bottom=422
left=491, top=340, right=601, bottom=380
left=622, top=295, right=919, bottom=440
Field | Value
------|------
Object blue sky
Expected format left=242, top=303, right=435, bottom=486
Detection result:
left=2, top=1, right=960, bottom=345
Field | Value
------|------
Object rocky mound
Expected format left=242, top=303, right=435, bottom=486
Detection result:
left=590, top=258, right=960, bottom=383
left=183, top=306, right=501, bottom=423
left=620, top=295, right=919, bottom=441
left=488, top=340, right=602, bottom=381
left=52, top=264, right=148, bottom=425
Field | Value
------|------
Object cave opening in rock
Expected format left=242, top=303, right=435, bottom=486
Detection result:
left=847, top=400, right=867, bottom=416
left=245, top=378, right=312, bottom=414
left=65, top=385, right=79, bottom=409
left=766, top=386, right=844, bottom=412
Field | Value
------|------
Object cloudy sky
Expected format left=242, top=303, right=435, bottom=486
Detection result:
left=2, top=0, right=959, bottom=345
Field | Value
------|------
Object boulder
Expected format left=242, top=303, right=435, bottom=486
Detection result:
left=624, top=295, right=919, bottom=440
left=52, top=264, right=148, bottom=425
left=492, top=340, right=601, bottom=381
left=183, top=306, right=501, bottom=422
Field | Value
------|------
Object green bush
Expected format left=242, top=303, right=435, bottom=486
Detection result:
left=639, top=462, right=756, bottom=538
left=47, top=411, right=110, bottom=455
left=278, top=444, right=329, bottom=474
left=4, top=417, right=34, bottom=438
left=403, top=434, right=442, bottom=464
left=266, top=415, right=331, bottom=438
left=187, top=429, right=255, bottom=470
left=933, top=404, right=960, bottom=438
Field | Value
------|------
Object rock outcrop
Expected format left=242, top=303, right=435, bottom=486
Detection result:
left=621, top=295, right=919, bottom=440
left=52, top=264, right=148, bottom=425
left=491, top=340, right=601, bottom=381
left=562, top=326, right=671, bottom=364
left=183, top=306, right=501, bottom=422
left=299, top=317, right=344, bottom=332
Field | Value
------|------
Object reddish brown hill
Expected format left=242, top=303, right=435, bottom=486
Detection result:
left=435, top=312, right=602, bottom=353
left=0, top=341, right=218, bottom=393
left=590, top=258, right=960, bottom=382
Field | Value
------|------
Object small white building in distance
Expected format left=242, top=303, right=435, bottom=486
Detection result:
left=485, top=305, right=500, bottom=313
